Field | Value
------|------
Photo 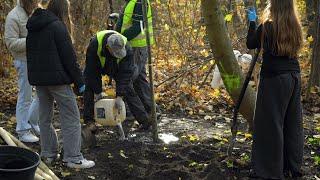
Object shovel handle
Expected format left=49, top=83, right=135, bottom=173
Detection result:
left=228, top=49, right=261, bottom=155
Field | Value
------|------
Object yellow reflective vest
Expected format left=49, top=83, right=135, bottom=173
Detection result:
left=121, top=0, right=154, bottom=47
left=96, top=30, right=127, bottom=67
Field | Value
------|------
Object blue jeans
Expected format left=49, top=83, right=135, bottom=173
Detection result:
left=36, top=85, right=83, bottom=162
left=14, top=60, right=39, bottom=133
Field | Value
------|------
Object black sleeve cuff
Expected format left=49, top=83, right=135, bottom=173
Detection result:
left=249, top=21, right=257, bottom=30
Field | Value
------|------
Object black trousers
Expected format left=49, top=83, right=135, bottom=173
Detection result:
left=83, top=48, right=152, bottom=126
left=126, top=47, right=153, bottom=121
left=252, top=72, right=304, bottom=179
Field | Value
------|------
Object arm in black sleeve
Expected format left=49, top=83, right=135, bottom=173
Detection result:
left=115, top=47, right=135, bottom=96
left=121, top=0, right=143, bottom=41
left=246, top=21, right=263, bottom=49
left=115, top=14, right=124, bottom=33
left=54, top=21, right=84, bottom=87
left=84, top=38, right=103, bottom=94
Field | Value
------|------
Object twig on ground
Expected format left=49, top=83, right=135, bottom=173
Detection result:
left=200, top=62, right=217, bottom=89
left=156, top=58, right=213, bottom=87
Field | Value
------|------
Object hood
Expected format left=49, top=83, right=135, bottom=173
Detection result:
left=27, top=8, right=59, bottom=32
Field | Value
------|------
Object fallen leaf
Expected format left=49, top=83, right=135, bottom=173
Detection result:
left=61, top=171, right=71, bottom=177
left=107, top=153, right=113, bottom=159
left=307, top=36, right=314, bottom=43
left=120, top=150, right=128, bottom=159
left=204, top=115, right=212, bottom=120
left=88, top=176, right=96, bottom=179
left=189, top=161, right=198, bottom=167
left=224, top=14, right=233, bottom=22
left=244, top=133, right=252, bottom=139
left=188, top=134, right=200, bottom=142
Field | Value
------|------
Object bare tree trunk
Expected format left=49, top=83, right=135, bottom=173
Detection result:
left=243, top=0, right=256, bottom=9
left=201, top=0, right=256, bottom=130
left=85, top=0, right=96, bottom=33
left=307, top=0, right=320, bottom=98
left=69, top=0, right=85, bottom=58
left=109, top=0, right=114, bottom=13
left=306, top=0, right=316, bottom=38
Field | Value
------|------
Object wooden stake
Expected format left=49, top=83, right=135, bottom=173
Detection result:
left=0, top=127, right=16, bottom=146
left=36, top=168, right=53, bottom=180
left=141, top=0, right=159, bottom=142
left=35, top=173, right=45, bottom=180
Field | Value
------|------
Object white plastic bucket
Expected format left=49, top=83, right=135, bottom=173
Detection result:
left=94, top=98, right=126, bottom=126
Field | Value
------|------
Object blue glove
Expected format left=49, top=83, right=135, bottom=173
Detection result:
left=79, top=85, right=86, bottom=94
left=247, top=7, right=257, bottom=22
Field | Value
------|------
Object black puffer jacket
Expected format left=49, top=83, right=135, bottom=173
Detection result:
left=26, top=8, right=84, bottom=87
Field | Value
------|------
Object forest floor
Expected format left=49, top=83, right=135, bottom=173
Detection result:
left=0, top=74, right=319, bottom=180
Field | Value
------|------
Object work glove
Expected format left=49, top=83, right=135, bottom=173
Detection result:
left=79, top=85, right=86, bottom=94
left=94, top=92, right=107, bottom=102
left=114, top=96, right=123, bottom=114
left=73, top=84, right=85, bottom=96
left=247, top=7, right=257, bottom=22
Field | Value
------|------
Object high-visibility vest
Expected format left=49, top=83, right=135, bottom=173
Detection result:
left=121, top=0, right=154, bottom=47
left=96, top=30, right=127, bottom=67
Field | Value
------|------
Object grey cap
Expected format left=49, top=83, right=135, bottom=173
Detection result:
left=107, top=34, right=127, bottom=59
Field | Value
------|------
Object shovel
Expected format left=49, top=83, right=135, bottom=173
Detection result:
left=228, top=49, right=261, bottom=156
left=81, top=122, right=98, bottom=149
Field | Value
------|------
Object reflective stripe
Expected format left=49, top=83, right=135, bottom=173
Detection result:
left=96, top=30, right=127, bottom=67
left=121, top=0, right=154, bottom=47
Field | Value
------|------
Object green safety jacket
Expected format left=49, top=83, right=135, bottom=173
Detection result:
left=121, top=0, right=154, bottom=47
left=96, top=30, right=127, bottom=67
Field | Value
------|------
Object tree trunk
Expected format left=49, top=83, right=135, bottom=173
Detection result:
left=243, top=0, right=256, bottom=8
left=201, top=0, right=256, bottom=130
left=307, top=0, right=320, bottom=97
left=306, top=0, right=316, bottom=38
left=109, top=0, right=114, bottom=13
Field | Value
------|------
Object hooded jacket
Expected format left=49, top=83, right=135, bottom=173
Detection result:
left=26, top=8, right=84, bottom=87
left=4, top=0, right=29, bottom=61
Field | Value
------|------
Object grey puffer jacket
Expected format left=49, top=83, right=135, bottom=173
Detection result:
left=4, top=0, right=28, bottom=61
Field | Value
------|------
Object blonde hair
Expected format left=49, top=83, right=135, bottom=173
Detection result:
left=261, top=0, right=302, bottom=58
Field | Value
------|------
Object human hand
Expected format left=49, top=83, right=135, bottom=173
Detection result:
left=79, top=85, right=86, bottom=94
left=247, top=7, right=257, bottom=22
left=94, top=92, right=107, bottom=102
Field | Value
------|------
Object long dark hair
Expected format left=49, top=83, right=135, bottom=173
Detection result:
left=47, top=0, right=74, bottom=40
left=20, top=0, right=37, bottom=15
left=262, top=0, right=302, bottom=58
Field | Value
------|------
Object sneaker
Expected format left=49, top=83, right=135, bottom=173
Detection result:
left=19, top=130, right=39, bottom=143
left=31, top=124, right=40, bottom=136
left=64, top=159, right=95, bottom=169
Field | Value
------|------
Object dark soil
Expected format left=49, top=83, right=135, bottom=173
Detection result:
left=1, top=110, right=319, bottom=180
left=0, top=76, right=319, bottom=180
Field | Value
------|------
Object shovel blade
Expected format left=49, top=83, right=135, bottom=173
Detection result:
left=81, top=126, right=97, bottom=149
